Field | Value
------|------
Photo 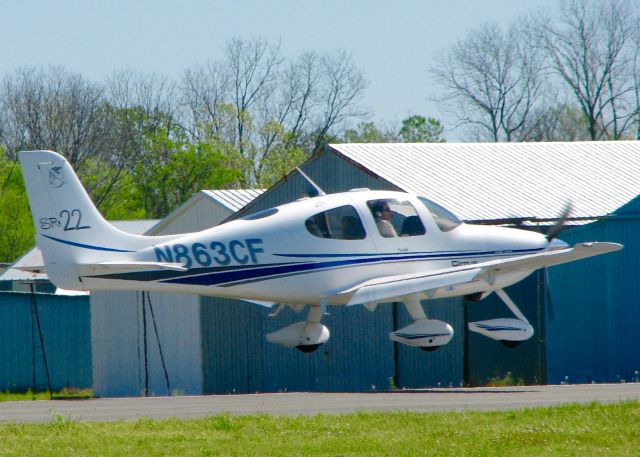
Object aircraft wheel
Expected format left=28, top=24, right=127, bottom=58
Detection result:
left=501, top=340, right=521, bottom=349
left=296, top=344, right=322, bottom=353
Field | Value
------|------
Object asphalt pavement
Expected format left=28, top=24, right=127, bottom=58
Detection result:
left=1, top=383, right=639, bottom=423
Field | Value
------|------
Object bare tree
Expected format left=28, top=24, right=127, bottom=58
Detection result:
left=431, top=22, right=546, bottom=142
left=105, top=69, right=179, bottom=162
left=181, top=38, right=367, bottom=185
left=631, top=24, right=640, bottom=139
left=310, top=50, right=368, bottom=152
left=182, top=61, right=231, bottom=140
left=80, top=70, right=180, bottom=209
left=226, top=37, right=282, bottom=162
left=0, top=67, right=47, bottom=160
left=107, top=70, right=177, bottom=123
left=536, top=0, right=639, bottom=140
left=0, top=66, right=107, bottom=170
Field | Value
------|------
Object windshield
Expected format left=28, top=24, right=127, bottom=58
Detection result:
left=417, top=197, right=462, bottom=232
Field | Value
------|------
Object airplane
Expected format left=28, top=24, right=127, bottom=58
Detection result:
left=18, top=150, right=622, bottom=353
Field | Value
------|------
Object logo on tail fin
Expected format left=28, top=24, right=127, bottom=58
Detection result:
left=48, top=166, right=64, bottom=188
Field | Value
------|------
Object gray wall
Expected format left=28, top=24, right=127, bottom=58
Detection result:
left=151, top=194, right=232, bottom=235
left=91, top=291, right=202, bottom=397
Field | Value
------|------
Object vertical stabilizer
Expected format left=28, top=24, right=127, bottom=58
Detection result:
left=18, top=150, right=149, bottom=290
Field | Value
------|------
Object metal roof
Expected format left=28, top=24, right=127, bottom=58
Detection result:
left=117, top=219, right=161, bottom=235
left=330, top=141, right=640, bottom=222
left=202, top=189, right=266, bottom=212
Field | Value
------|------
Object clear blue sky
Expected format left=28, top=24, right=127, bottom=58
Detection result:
left=2, top=0, right=557, bottom=135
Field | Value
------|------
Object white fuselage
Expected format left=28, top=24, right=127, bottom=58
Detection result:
left=77, top=190, right=549, bottom=305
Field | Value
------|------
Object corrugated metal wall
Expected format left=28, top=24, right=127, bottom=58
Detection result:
left=395, top=298, right=465, bottom=388
left=201, top=297, right=395, bottom=393
left=546, top=214, right=640, bottom=384
left=91, top=291, right=202, bottom=397
left=0, top=291, right=91, bottom=391
left=466, top=272, right=546, bottom=386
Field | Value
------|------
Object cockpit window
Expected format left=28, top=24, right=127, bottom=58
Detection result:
left=418, top=197, right=462, bottom=232
left=305, top=205, right=366, bottom=240
left=367, top=199, right=426, bottom=238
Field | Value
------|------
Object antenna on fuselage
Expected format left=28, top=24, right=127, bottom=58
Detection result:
left=296, top=166, right=326, bottom=197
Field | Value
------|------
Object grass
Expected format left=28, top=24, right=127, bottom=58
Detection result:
left=485, top=371, right=525, bottom=387
left=0, top=401, right=639, bottom=456
left=0, top=388, right=92, bottom=402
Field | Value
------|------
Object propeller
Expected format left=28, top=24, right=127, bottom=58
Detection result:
left=544, top=201, right=573, bottom=321
left=545, top=201, right=573, bottom=242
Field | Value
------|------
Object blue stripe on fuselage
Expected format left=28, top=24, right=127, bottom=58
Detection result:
left=273, top=248, right=539, bottom=259
left=157, top=247, right=543, bottom=287
left=42, top=234, right=135, bottom=253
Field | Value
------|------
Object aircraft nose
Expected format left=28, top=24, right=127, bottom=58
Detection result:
left=483, top=225, right=548, bottom=252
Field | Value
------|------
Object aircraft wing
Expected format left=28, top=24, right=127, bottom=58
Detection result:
left=474, top=242, right=622, bottom=274
left=336, top=242, right=622, bottom=306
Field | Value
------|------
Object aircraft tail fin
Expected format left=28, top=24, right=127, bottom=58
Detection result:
left=18, top=150, right=160, bottom=290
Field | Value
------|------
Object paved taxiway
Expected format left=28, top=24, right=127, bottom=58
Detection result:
left=1, top=383, right=639, bottom=423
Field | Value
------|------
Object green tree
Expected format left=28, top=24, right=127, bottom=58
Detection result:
left=342, top=121, right=397, bottom=143
left=398, top=115, right=445, bottom=142
left=135, top=129, right=241, bottom=218
left=256, top=121, right=307, bottom=187
left=527, top=104, right=591, bottom=141
left=0, top=154, right=34, bottom=261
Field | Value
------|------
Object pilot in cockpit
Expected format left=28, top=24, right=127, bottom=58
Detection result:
left=370, top=200, right=397, bottom=238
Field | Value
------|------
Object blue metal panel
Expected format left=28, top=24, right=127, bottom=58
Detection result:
left=201, top=297, right=395, bottom=393
left=0, top=292, right=91, bottom=391
left=262, top=304, right=394, bottom=393
left=546, top=216, right=640, bottom=384
left=466, top=272, right=546, bottom=386
left=394, top=298, right=464, bottom=388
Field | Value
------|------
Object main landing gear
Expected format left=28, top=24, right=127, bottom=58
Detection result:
left=390, top=294, right=454, bottom=351
left=467, top=288, right=534, bottom=348
left=266, top=303, right=330, bottom=353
